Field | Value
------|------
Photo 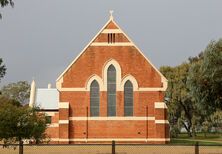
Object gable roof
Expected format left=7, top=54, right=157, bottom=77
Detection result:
left=56, top=15, right=167, bottom=82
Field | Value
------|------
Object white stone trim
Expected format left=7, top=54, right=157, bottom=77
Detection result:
left=90, top=42, right=133, bottom=46
left=155, top=102, right=167, bottom=109
left=69, top=116, right=155, bottom=121
left=58, top=138, right=70, bottom=142
left=56, top=77, right=63, bottom=91
left=47, top=123, right=59, bottom=128
left=102, top=29, right=122, bottom=33
left=59, top=102, right=69, bottom=109
left=103, top=59, right=121, bottom=91
left=161, top=77, right=168, bottom=91
left=56, top=17, right=167, bottom=92
left=85, top=74, right=104, bottom=91
left=58, top=87, right=168, bottom=92
left=68, top=116, right=168, bottom=124
left=59, top=120, right=69, bottom=124
left=50, top=138, right=60, bottom=141
left=120, top=74, right=139, bottom=91
left=155, top=120, right=169, bottom=124
left=50, top=138, right=170, bottom=142
left=138, top=87, right=166, bottom=91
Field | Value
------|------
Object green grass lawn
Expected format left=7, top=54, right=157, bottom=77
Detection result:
left=170, top=133, right=222, bottom=145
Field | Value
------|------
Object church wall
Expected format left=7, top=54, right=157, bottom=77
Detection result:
left=61, top=46, right=162, bottom=88
left=57, top=90, right=168, bottom=144
left=46, top=19, right=169, bottom=144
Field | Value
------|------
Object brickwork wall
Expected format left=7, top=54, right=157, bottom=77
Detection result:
left=61, top=46, right=161, bottom=88
left=70, top=120, right=153, bottom=138
left=60, top=91, right=164, bottom=117
left=45, top=112, right=59, bottom=140
left=52, top=20, right=169, bottom=144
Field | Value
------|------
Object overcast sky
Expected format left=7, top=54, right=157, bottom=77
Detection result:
left=1, top=0, right=222, bottom=88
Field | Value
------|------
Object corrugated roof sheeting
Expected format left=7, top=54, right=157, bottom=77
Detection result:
left=35, top=88, right=59, bottom=109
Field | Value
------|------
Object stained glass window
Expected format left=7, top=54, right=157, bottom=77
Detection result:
left=124, top=80, right=133, bottom=116
left=90, top=80, right=100, bottom=116
left=107, top=65, right=116, bottom=116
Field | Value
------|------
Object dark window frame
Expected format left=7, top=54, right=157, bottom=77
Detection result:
left=46, top=116, right=52, bottom=124
left=107, top=33, right=116, bottom=44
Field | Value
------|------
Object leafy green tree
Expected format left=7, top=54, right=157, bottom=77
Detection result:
left=0, top=95, right=20, bottom=106
left=161, top=38, right=222, bottom=138
left=160, top=63, right=201, bottom=137
left=202, top=120, right=210, bottom=138
left=0, top=58, right=6, bottom=82
left=0, top=0, right=14, bottom=18
left=209, top=110, right=222, bottom=133
left=1, top=81, right=30, bottom=104
left=188, top=39, right=222, bottom=113
left=0, top=96, right=48, bottom=145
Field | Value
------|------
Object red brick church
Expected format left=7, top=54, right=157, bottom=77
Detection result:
left=29, top=12, right=169, bottom=144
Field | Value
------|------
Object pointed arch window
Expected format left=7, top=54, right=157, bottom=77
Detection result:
left=90, top=80, right=100, bottom=117
left=124, top=80, right=133, bottom=116
left=107, top=65, right=116, bottom=116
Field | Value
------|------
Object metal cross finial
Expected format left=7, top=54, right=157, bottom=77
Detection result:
left=109, top=10, right=114, bottom=20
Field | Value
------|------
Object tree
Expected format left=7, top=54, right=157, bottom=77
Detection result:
left=160, top=63, right=201, bottom=137
left=188, top=39, right=222, bottom=113
left=161, top=38, right=222, bottom=138
left=160, top=38, right=222, bottom=138
left=202, top=120, right=210, bottom=138
left=209, top=110, right=222, bottom=133
left=0, top=0, right=14, bottom=19
left=0, top=96, right=48, bottom=145
left=0, top=58, right=6, bottom=82
left=1, top=81, right=30, bottom=104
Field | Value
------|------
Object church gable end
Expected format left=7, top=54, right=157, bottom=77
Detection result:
left=56, top=14, right=167, bottom=91
left=39, top=12, right=169, bottom=144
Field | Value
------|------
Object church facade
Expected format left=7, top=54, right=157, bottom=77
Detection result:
left=29, top=13, right=169, bottom=144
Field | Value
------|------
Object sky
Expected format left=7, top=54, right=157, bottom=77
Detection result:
left=0, top=0, right=222, bottom=88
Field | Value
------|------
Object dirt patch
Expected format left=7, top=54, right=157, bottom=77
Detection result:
left=0, top=145, right=221, bottom=154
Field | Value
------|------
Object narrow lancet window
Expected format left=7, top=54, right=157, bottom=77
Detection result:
left=107, top=65, right=116, bottom=116
left=90, top=80, right=100, bottom=117
left=124, top=80, right=133, bottom=116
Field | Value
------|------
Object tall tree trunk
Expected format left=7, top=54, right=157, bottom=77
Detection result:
left=204, top=132, right=207, bottom=138
left=19, top=140, right=23, bottom=154
left=179, top=101, right=193, bottom=137
left=182, top=121, right=192, bottom=137
left=192, top=126, right=196, bottom=139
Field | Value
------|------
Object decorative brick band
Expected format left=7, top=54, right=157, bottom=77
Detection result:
left=90, top=42, right=134, bottom=46
left=47, top=123, right=59, bottom=128
left=155, top=102, right=167, bottom=109
left=102, top=29, right=122, bottom=33
left=51, top=138, right=170, bottom=142
left=58, top=138, right=70, bottom=142
left=69, top=116, right=155, bottom=121
left=59, top=102, right=69, bottom=108
left=68, top=116, right=169, bottom=124
left=155, top=120, right=169, bottom=124
left=58, top=88, right=167, bottom=92
left=59, top=120, right=69, bottom=124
